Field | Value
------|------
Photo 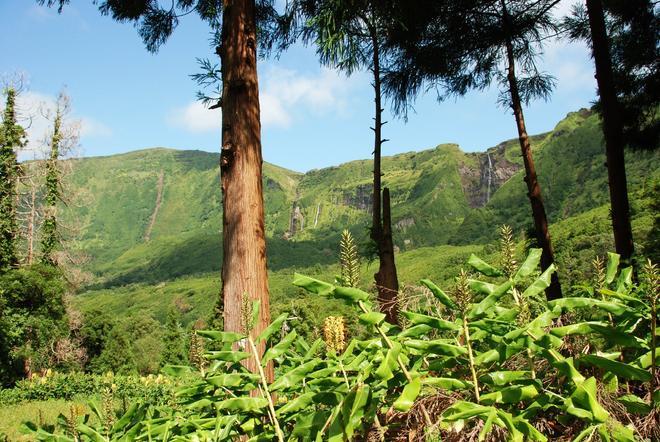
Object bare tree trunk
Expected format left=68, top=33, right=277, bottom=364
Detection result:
left=501, top=2, right=561, bottom=300
left=220, top=0, right=272, bottom=381
left=585, top=0, right=634, bottom=263
left=370, top=27, right=400, bottom=324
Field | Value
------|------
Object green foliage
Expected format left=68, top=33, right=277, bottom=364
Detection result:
left=0, top=264, right=68, bottom=386
left=160, top=309, right=188, bottom=367
left=0, top=87, right=26, bottom=272
left=24, top=251, right=660, bottom=441
left=41, top=102, right=63, bottom=265
left=0, top=372, right=175, bottom=407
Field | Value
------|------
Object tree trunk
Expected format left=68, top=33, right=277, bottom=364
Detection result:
left=219, top=0, right=272, bottom=380
left=501, top=3, right=561, bottom=300
left=370, top=27, right=400, bottom=324
left=585, top=0, right=634, bottom=263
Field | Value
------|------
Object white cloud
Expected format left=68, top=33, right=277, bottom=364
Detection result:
left=3, top=90, right=111, bottom=160
left=168, top=66, right=358, bottom=133
left=168, top=100, right=221, bottom=133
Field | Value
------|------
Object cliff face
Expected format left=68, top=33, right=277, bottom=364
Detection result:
left=458, top=145, right=521, bottom=208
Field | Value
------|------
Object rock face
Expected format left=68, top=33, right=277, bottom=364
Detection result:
left=459, top=145, right=520, bottom=208
left=342, top=184, right=372, bottom=212
left=285, top=204, right=305, bottom=239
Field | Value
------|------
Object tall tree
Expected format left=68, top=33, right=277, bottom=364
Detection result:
left=291, top=0, right=401, bottom=322
left=40, top=0, right=279, bottom=377
left=0, top=87, right=26, bottom=273
left=41, top=94, right=65, bottom=265
left=564, top=0, right=658, bottom=264
left=584, top=0, right=634, bottom=263
left=382, top=0, right=563, bottom=300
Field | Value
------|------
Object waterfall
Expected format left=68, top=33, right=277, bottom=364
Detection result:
left=486, top=152, right=493, bottom=203
left=314, top=203, right=321, bottom=227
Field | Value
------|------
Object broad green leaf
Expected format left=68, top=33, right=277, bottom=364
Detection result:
left=468, top=254, right=503, bottom=277
left=216, top=397, right=268, bottom=412
left=548, top=297, right=628, bottom=316
left=550, top=322, right=644, bottom=348
left=196, top=330, right=244, bottom=343
left=398, top=324, right=432, bottom=338
left=469, top=279, right=496, bottom=295
left=207, top=373, right=260, bottom=388
left=474, top=349, right=500, bottom=366
left=262, top=330, right=297, bottom=363
left=394, top=377, right=421, bottom=412
left=277, top=392, right=341, bottom=416
left=400, top=311, right=460, bottom=331
left=333, top=286, right=371, bottom=302
left=480, top=371, right=531, bottom=386
left=342, top=385, right=370, bottom=439
left=616, top=394, right=651, bottom=414
left=293, top=273, right=334, bottom=295
left=256, top=313, right=288, bottom=344
left=359, top=312, right=386, bottom=325
left=605, top=252, right=620, bottom=284
left=479, top=408, right=497, bottom=441
left=405, top=339, right=467, bottom=357
left=566, top=377, right=609, bottom=423
left=206, top=351, right=250, bottom=363
left=375, top=343, right=401, bottom=381
left=270, top=358, right=322, bottom=391
left=469, top=280, right=513, bottom=318
left=579, top=355, right=651, bottom=381
left=423, top=377, right=473, bottom=390
left=421, top=279, right=458, bottom=309
left=522, top=264, right=555, bottom=299
left=514, top=248, right=542, bottom=282
left=616, top=267, right=633, bottom=292
left=480, top=384, right=538, bottom=405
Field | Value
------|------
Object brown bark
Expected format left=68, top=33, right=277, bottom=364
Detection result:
left=585, top=0, right=634, bottom=263
left=219, top=0, right=272, bottom=381
left=501, top=0, right=561, bottom=300
left=369, top=26, right=400, bottom=324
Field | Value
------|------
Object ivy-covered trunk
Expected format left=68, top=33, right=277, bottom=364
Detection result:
left=501, top=1, right=561, bottom=300
left=41, top=106, right=62, bottom=265
left=370, top=29, right=400, bottom=324
left=219, top=0, right=272, bottom=380
left=0, top=88, right=22, bottom=272
left=585, top=0, right=635, bottom=264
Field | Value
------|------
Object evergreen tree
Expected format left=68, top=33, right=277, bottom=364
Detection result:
left=287, top=0, right=401, bottom=321
left=0, top=87, right=26, bottom=272
left=40, top=0, right=282, bottom=379
left=160, top=308, right=188, bottom=367
left=563, top=0, right=658, bottom=264
left=382, top=0, right=563, bottom=300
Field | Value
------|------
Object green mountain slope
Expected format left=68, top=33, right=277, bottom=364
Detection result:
left=53, top=109, right=657, bottom=308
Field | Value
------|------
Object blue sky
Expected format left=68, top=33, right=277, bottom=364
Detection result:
left=0, top=0, right=596, bottom=172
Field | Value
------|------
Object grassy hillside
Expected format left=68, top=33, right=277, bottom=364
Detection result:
left=52, top=108, right=657, bottom=329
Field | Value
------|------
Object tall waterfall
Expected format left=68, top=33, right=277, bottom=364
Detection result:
left=486, top=152, right=493, bottom=203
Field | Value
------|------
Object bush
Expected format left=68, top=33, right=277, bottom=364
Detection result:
left=0, top=371, right=177, bottom=407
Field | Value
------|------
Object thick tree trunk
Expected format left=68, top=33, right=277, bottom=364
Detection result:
left=370, top=29, right=400, bottom=324
left=501, top=7, right=561, bottom=300
left=586, top=0, right=634, bottom=263
left=219, top=0, right=272, bottom=380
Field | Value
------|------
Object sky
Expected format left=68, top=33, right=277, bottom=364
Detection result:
left=0, top=0, right=597, bottom=172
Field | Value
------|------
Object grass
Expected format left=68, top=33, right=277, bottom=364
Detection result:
left=0, top=399, right=92, bottom=441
